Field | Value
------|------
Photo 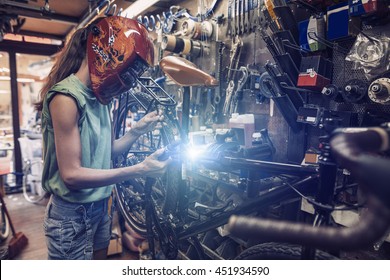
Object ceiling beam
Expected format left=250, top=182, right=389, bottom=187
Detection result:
left=16, top=30, right=65, bottom=41
left=124, top=0, right=183, bottom=10
left=0, top=6, right=79, bottom=25
left=0, top=39, right=61, bottom=56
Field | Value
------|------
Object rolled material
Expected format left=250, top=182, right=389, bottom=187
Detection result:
left=162, top=35, right=185, bottom=53
left=161, top=35, right=204, bottom=57
left=181, top=19, right=213, bottom=40
left=182, top=38, right=192, bottom=55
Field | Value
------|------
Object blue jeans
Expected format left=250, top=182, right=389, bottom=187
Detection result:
left=44, top=195, right=112, bottom=260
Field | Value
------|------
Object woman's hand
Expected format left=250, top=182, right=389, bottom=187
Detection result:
left=131, top=111, right=164, bottom=137
left=140, top=148, right=172, bottom=178
left=112, top=111, right=164, bottom=158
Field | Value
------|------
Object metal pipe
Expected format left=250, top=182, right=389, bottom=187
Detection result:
left=221, top=156, right=318, bottom=175
left=9, top=51, right=23, bottom=175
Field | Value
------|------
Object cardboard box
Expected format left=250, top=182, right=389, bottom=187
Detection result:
left=304, top=150, right=319, bottom=165
left=107, top=232, right=123, bottom=256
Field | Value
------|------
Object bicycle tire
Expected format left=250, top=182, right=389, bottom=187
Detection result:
left=235, top=242, right=338, bottom=260
left=22, top=160, right=47, bottom=204
left=113, top=91, right=181, bottom=238
left=0, top=206, right=10, bottom=241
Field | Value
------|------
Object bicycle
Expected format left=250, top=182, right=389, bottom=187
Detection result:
left=0, top=198, right=10, bottom=242
left=112, top=56, right=348, bottom=260
left=227, top=125, right=390, bottom=259
left=18, top=136, right=47, bottom=204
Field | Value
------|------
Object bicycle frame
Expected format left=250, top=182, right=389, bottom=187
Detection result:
left=113, top=87, right=330, bottom=259
left=228, top=127, right=390, bottom=255
left=113, top=57, right=351, bottom=260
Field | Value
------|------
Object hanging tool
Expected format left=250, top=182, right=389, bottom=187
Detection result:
left=221, top=36, right=243, bottom=119
left=204, top=88, right=215, bottom=126
left=231, top=66, right=249, bottom=114
left=227, top=0, right=233, bottom=36
left=236, top=0, right=241, bottom=35
left=244, top=0, right=249, bottom=33
left=227, top=36, right=243, bottom=81
left=223, top=66, right=249, bottom=116
left=223, top=80, right=235, bottom=116
left=264, top=63, right=302, bottom=132
left=213, top=41, right=226, bottom=123
left=231, top=0, right=236, bottom=36
left=264, top=0, right=281, bottom=30
left=258, top=72, right=274, bottom=99
left=214, top=41, right=225, bottom=105
left=249, top=0, right=259, bottom=31
left=240, top=0, right=245, bottom=34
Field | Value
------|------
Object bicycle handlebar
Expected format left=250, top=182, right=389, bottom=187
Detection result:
left=227, top=126, right=390, bottom=251
left=331, top=127, right=390, bottom=207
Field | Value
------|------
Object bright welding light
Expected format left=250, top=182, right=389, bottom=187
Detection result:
left=186, top=145, right=206, bottom=161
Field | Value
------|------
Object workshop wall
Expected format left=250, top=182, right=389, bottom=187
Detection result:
left=142, top=0, right=390, bottom=163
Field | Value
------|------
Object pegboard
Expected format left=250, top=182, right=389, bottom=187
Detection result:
left=329, top=24, right=390, bottom=126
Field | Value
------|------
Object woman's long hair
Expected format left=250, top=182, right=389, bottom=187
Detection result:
left=35, top=26, right=89, bottom=111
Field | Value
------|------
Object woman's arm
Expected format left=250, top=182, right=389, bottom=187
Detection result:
left=111, top=110, right=164, bottom=157
left=50, top=94, right=169, bottom=190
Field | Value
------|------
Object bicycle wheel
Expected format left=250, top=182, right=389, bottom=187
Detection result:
left=22, top=159, right=47, bottom=204
left=0, top=204, right=10, bottom=241
left=113, top=91, right=181, bottom=238
left=235, top=242, right=338, bottom=260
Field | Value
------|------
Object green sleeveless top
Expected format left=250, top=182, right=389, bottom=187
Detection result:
left=41, top=74, right=113, bottom=203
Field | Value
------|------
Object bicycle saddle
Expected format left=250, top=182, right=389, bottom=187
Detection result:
left=159, top=56, right=218, bottom=87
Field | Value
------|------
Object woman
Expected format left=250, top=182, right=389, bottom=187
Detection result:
left=35, top=16, right=171, bottom=259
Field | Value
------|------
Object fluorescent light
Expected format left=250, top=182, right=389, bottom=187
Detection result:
left=17, top=78, right=36, bottom=83
left=123, top=0, right=160, bottom=18
left=0, top=76, right=36, bottom=83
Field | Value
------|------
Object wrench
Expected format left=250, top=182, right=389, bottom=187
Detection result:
left=236, top=0, right=240, bottom=35
left=227, top=37, right=243, bottom=81
left=244, top=0, right=249, bottom=33
left=223, top=66, right=249, bottom=116
left=223, top=80, right=236, bottom=117
left=214, top=41, right=225, bottom=105
left=240, top=0, right=245, bottom=35
left=230, top=66, right=249, bottom=115
left=204, top=88, right=214, bottom=126
left=227, top=0, right=233, bottom=36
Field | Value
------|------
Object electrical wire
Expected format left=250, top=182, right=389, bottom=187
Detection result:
left=276, top=176, right=366, bottom=211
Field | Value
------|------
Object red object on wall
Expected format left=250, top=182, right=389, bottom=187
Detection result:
left=297, top=72, right=330, bottom=91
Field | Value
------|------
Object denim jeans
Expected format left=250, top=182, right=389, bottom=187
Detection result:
left=44, top=195, right=112, bottom=260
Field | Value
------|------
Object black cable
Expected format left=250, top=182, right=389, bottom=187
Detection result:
left=277, top=176, right=365, bottom=211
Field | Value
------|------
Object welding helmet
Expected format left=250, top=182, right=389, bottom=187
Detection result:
left=87, top=16, right=154, bottom=104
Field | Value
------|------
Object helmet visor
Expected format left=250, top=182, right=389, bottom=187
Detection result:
left=119, top=56, right=149, bottom=89
left=98, top=56, right=149, bottom=104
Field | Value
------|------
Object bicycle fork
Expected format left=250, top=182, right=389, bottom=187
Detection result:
left=143, top=177, right=180, bottom=260
left=302, top=135, right=337, bottom=259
